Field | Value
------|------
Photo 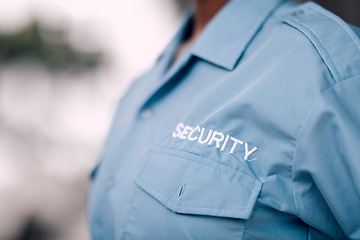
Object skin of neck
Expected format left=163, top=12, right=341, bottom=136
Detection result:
left=173, top=0, right=229, bottom=62
left=193, top=0, right=229, bottom=40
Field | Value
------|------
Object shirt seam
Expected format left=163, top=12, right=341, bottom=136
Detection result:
left=136, top=179, right=257, bottom=215
left=155, top=146, right=255, bottom=179
left=309, top=3, right=360, bottom=51
left=119, top=184, right=138, bottom=240
left=290, top=74, right=360, bottom=217
left=288, top=17, right=343, bottom=83
left=284, top=3, right=360, bottom=83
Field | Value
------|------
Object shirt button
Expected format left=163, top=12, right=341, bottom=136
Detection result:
left=141, top=108, right=154, bottom=119
left=292, top=10, right=304, bottom=17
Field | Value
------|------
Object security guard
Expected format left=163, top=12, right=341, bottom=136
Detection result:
left=88, top=0, right=360, bottom=239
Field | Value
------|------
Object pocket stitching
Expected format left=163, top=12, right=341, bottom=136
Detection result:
left=135, top=176, right=260, bottom=216
left=154, top=149, right=257, bottom=191
left=154, top=146, right=257, bottom=181
left=135, top=146, right=263, bottom=219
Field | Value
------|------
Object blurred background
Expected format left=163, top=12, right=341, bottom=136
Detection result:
left=0, top=0, right=358, bottom=240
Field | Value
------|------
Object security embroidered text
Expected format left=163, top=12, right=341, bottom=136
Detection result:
left=172, top=122, right=258, bottom=161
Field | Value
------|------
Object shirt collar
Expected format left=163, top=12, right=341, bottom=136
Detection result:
left=155, top=12, right=193, bottom=74
left=190, top=0, right=285, bottom=70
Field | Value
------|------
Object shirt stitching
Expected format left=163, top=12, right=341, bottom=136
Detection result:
left=136, top=179, right=257, bottom=215
left=289, top=17, right=343, bottom=82
left=290, top=74, right=360, bottom=218
left=154, top=146, right=256, bottom=181
left=310, top=3, right=360, bottom=51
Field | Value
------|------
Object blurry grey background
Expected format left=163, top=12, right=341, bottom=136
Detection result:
left=297, top=0, right=360, bottom=26
left=0, top=0, right=359, bottom=240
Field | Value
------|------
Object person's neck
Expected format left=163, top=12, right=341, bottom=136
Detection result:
left=192, top=0, right=229, bottom=40
left=173, top=0, right=228, bottom=63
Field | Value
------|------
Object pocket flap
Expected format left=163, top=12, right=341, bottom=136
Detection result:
left=134, top=148, right=262, bottom=219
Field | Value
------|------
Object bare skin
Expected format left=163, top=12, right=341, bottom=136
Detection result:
left=173, top=0, right=229, bottom=62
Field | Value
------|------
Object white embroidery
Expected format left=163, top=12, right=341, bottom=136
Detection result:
left=229, top=137, right=244, bottom=154
left=198, top=128, right=213, bottom=144
left=221, top=135, right=230, bottom=151
left=188, top=126, right=201, bottom=141
left=244, top=143, right=258, bottom=161
left=172, top=122, right=258, bottom=161
left=179, top=125, right=193, bottom=140
left=172, top=122, right=184, bottom=138
left=208, top=131, right=224, bottom=148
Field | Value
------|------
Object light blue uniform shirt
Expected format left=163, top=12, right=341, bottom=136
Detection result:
left=88, top=0, right=360, bottom=239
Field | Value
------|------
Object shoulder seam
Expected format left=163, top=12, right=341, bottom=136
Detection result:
left=282, top=2, right=360, bottom=83
left=310, top=4, right=360, bottom=50
left=289, top=16, right=341, bottom=83
left=291, top=73, right=360, bottom=220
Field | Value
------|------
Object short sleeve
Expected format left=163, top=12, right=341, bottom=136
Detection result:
left=292, top=76, right=360, bottom=239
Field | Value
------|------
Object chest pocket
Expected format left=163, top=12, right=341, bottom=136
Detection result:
left=133, top=147, right=262, bottom=239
